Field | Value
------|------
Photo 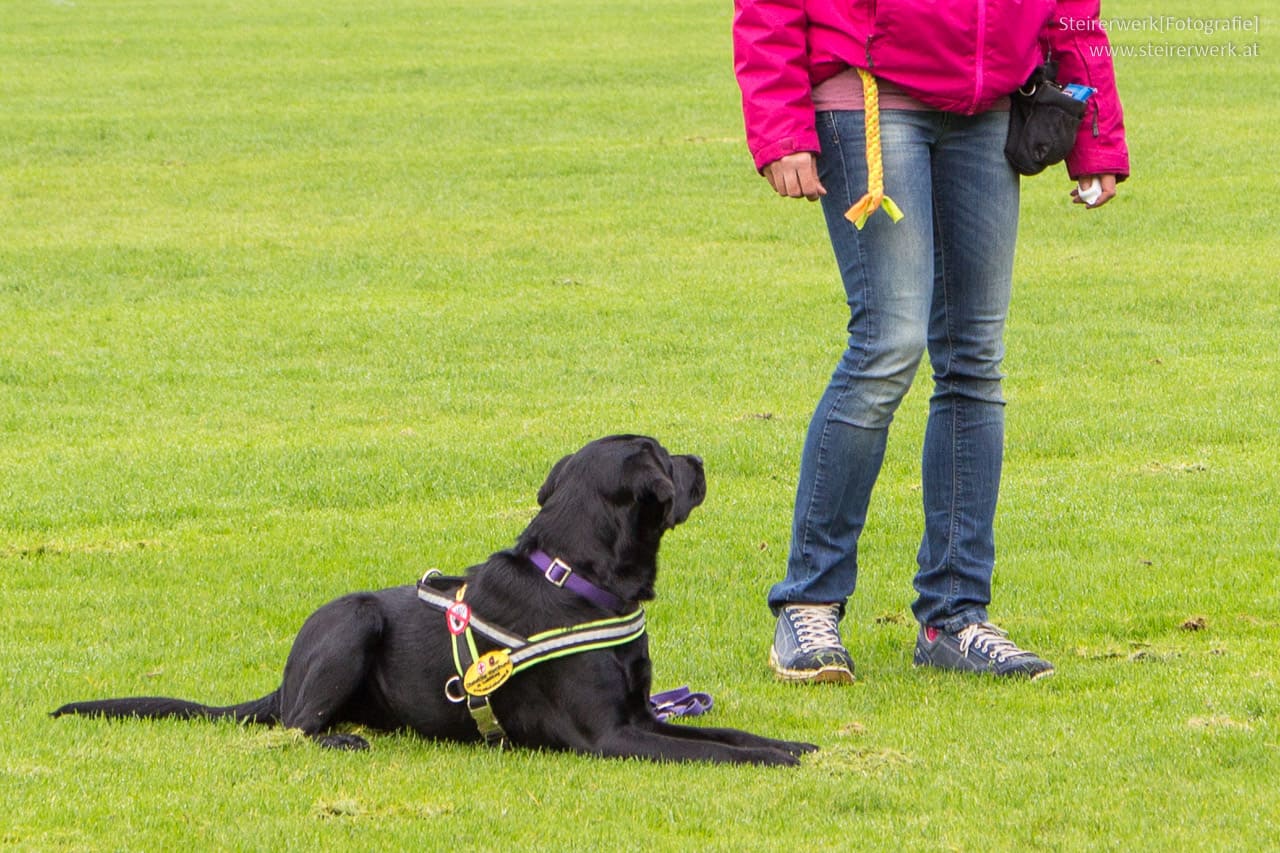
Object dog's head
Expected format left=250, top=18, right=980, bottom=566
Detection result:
left=521, top=435, right=706, bottom=603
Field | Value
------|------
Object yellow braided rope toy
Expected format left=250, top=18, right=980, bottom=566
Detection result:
left=844, top=69, right=905, bottom=230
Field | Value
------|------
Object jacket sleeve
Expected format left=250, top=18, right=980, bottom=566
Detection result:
left=1045, top=0, right=1131, bottom=180
left=733, top=0, right=821, bottom=171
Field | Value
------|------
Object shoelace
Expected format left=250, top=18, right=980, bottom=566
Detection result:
left=956, top=623, right=1028, bottom=664
left=790, top=605, right=846, bottom=653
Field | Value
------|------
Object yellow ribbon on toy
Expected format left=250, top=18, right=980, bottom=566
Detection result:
left=844, top=68, right=905, bottom=230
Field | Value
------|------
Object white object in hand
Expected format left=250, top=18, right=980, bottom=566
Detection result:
left=1077, top=176, right=1102, bottom=206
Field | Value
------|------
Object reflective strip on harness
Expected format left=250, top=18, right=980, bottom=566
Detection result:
left=419, top=580, right=526, bottom=649
left=508, top=612, right=647, bottom=671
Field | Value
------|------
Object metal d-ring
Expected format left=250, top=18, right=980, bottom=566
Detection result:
left=444, top=675, right=466, bottom=704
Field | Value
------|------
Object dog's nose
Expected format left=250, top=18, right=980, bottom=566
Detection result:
left=688, top=455, right=704, bottom=468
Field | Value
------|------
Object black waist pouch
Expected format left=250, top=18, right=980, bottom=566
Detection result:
left=1004, top=62, right=1087, bottom=176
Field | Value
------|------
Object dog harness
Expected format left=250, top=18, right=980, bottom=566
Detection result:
left=416, top=551, right=647, bottom=746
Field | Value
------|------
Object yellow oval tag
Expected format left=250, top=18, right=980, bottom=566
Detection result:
left=463, top=649, right=513, bottom=696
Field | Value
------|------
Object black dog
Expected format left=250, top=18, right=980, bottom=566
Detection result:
left=54, top=435, right=817, bottom=766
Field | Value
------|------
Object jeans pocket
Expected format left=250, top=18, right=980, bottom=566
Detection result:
left=815, top=110, right=840, bottom=146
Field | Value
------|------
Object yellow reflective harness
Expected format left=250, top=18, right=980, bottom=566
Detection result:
left=418, top=573, right=646, bottom=746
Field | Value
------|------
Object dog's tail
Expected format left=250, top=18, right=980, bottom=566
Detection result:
left=51, top=690, right=281, bottom=725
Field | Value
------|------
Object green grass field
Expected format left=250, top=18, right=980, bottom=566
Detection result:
left=3, top=0, right=1277, bottom=848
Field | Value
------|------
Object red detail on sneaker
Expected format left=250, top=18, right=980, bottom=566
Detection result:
left=925, top=627, right=939, bottom=643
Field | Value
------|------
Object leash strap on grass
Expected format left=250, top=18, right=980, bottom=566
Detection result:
left=843, top=68, right=905, bottom=230
left=649, top=686, right=713, bottom=721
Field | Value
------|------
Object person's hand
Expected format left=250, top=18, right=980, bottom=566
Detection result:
left=763, top=152, right=826, bottom=201
left=1072, top=173, right=1118, bottom=208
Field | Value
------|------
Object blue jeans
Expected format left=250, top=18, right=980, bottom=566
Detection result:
left=767, top=109, right=1019, bottom=633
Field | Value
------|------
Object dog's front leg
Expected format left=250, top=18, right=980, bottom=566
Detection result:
left=591, top=725, right=805, bottom=766
left=644, top=719, right=818, bottom=757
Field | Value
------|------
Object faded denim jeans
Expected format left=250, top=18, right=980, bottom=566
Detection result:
left=767, top=108, right=1019, bottom=633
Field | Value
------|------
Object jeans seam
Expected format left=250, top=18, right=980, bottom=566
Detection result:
left=940, top=193, right=961, bottom=613
left=946, top=397, right=963, bottom=611
left=799, top=377, right=857, bottom=583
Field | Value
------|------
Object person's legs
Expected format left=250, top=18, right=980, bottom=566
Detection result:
left=909, top=110, right=1052, bottom=678
left=768, top=110, right=940, bottom=680
left=910, top=110, right=1019, bottom=632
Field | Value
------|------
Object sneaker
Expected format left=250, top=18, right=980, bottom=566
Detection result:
left=769, top=603, right=855, bottom=684
left=914, top=622, right=1054, bottom=679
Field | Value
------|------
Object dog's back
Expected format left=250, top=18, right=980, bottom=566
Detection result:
left=52, top=583, right=469, bottom=748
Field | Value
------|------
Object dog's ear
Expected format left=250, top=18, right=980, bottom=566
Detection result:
left=537, top=453, right=573, bottom=506
left=624, top=452, right=676, bottom=527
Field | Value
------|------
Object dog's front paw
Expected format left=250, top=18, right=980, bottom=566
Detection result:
left=314, top=733, right=370, bottom=751
left=755, top=747, right=808, bottom=767
left=783, top=740, right=820, bottom=756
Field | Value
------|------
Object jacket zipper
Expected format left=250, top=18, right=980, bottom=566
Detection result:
left=1068, top=43, right=1101, bottom=136
left=865, top=0, right=877, bottom=68
left=972, top=0, right=986, bottom=111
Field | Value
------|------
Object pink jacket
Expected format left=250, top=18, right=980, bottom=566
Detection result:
left=733, top=0, right=1129, bottom=179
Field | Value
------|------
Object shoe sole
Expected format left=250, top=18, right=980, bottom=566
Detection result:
left=769, top=648, right=855, bottom=684
left=914, top=656, right=1057, bottom=680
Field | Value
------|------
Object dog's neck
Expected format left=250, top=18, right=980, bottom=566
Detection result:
left=524, top=550, right=628, bottom=612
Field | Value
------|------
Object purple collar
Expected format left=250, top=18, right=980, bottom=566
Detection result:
left=526, top=550, right=627, bottom=611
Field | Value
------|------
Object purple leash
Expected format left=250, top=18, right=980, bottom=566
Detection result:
left=649, top=686, right=713, bottom=722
